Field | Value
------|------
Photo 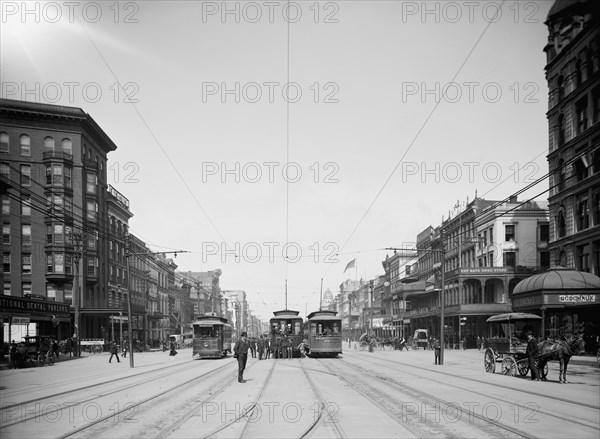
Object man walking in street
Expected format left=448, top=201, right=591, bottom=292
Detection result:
left=257, top=335, right=265, bottom=360
left=109, top=340, right=120, bottom=363
left=233, top=331, right=249, bottom=383
left=526, top=332, right=540, bottom=381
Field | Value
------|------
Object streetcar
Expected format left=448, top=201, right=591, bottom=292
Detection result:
left=192, top=315, right=233, bottom=359
left=305, top=310, right=342, bottom=357
left=270, top=309, right=304, bottom=358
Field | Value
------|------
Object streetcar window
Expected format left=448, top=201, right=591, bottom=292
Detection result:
left=333, top=323, right=340, bottom=334
left=310, top=322, right=317, bottom=336
left=294, top=322, right=301, bottom=335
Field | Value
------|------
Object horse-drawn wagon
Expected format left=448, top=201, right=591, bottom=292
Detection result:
left=483, top=313, right=547, bottom=378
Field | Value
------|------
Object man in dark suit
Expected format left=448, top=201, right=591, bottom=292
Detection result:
left=233, top=332, right=249, bottom=383
left=526, top=332, right=540, bottom=381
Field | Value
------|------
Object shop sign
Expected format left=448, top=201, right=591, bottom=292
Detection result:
left=512, top=296, right=541, bottom=308
left=0, top=296, right=70, bottom=315
left=12, top=317, right=30, bottom=325
left=543, top=294, right=598, bottom=305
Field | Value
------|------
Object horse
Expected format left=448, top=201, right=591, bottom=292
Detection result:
left=536, top=337, right=585, bottom=383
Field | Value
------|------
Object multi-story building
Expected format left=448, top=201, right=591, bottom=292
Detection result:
left=389, top=197, right=549, bottom=347
left=222, top=290, right=247, bottom=336
left=510, top=0, right=600, bottom=353
left=1, top=99, right=115, bottom=342
left=543, top=0, right=599, bottom=273
left=177, top=270, right=223, bottom=317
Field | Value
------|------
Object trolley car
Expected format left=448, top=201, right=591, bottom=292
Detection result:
left=192, top=315, right=233, bottom=359
left=305, top=310, right=342, bottom=357
left=270, top=310, right=304, bottom=358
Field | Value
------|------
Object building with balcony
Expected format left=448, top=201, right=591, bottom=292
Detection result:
left=1, top=99, right=116, bottom=342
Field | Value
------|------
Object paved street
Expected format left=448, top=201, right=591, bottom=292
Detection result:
left=1, top=348, right=598, bottom=438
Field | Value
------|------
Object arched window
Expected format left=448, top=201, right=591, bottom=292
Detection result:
left=558, top=251, right=567, bottom=268
left=557, top=75, right=565, bottom=101
left=62, top=138, right=72, bottom=154
left=0, top=132, right=8, bottom=153
left=44, top=136, right=55, bottom=151
left=20, top=135, right=30, bottom=156
left=574, top=158, right=588, bottom=181
left=557, top=114, right=565, bottom=146
left=557, top=210, right=566, bottom=238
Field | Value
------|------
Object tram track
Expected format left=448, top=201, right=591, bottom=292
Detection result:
left=357, top=352, right=600, bottom=416
left=0, top=359, right=236, bottom=439
left=0, top=357, right=200, bottom=414
left=337, top=356, right=598, bottom=438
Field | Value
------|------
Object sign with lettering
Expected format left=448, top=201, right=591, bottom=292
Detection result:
left=0, top=296, right=70, bottom=315
left=543, top=294, right=599, bottom=305
left=11, top=317, right=30, bottom=325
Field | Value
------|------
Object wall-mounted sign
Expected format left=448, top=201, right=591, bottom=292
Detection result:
left=11, top=317, right=30, bottom=325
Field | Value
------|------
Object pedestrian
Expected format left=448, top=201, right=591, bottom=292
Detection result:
left=298, top=339, right=307, bottom=358
left=526, top=332, right=540, bottom=381
left=257, top=335, right=265, bottom=360
left=233, top=331, right=249, bottom=383
left=109, top=340, right=120, bottom=363
left=51, top=339, right=59, bottom=359
left=250, top=337, right=257, bottom=358
left=398, top=336, right=407, bottom=351
left=169, top=340, right=178, bottom=358
left=286, top=336, right=293, bottom=359
left=434, top=338, right=441, bottom=364
left=9, top=340, right=17, bottom=369
left=122, top=340, right=128, bottom=358
left=265, top=337, right=271, bottom=359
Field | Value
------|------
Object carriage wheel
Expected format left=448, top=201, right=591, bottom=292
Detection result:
left=484, top=348, right=496, bottom=373
left=36, top=354, right=44, bottom=367
left=517, top=359, right=529, bottom=376
left=48, top=353, right=55, bottom=366
left=501, top=357, right=517, bottom=377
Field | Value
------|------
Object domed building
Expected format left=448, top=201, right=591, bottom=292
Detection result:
left=512, top=266, right=600, bottom=353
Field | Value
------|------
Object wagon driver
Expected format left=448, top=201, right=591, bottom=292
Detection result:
left=526, top=332, right=540, bottom=381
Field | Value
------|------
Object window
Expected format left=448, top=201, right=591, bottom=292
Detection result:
left=65, top=255, right=72, bottom=275
left=503, top=252, right=516, bottom=267
left=20, top=164, right=31, bottom=186
left=87, top=257, right=97, bottom=276
left=86, top=173, right=97, bottom=194
left=505, top=224, right=515, bottom=241
left=558, top=211, right=566, bottom=238
left=0, top=162, right=8, bottom=181
left=62, top=138, right=72, bottom=155
left=21, top=195, right=31, bottom=216
left=489, top=227, right=493, bottom=244
left=556, top=158, right=566, bottom=191
left=22, top=282, right=32, bottom=297
left=488, top=252, right=494, bottom=267
left=65, top=226, right=72, bottom=244
left=22, top=224, right=31, bottom=246
left=1, top=195, right=8, bottom=215
left=54, top=225, right=64, bottom=244
left=20, top=135, right=30, bottom=156
left=47, top=285, right=56, bottom=301
left=557, top=114, right=565, bottom=146
left=3, top=282, right=10, bottom=295
left=576, top=98, right=588, bottom=135
left=576, top=195, right=589, bottom=230
left=0, top=132, right=8, bottom=153
left=2, top=223, right=9, bottom=244
left=2, top=253, right=10, bottom=273
left=574, top=158, right=588, bottom=182
left=87, top=231, right=97, bottom=250
left=540, top=224, right=550, bottom=242
left=44, top=136, right=55, bottom=152
left=577, top=244, right=590, bottom=272
left=87, top=201, right=97, bottom=221
left=22, top=254, right=32, bottom=274
left=46, top=253, right=65, bottom=274
left=594, top=191, right=600, bottom=226
left=64, top=166, right=72, bottom=188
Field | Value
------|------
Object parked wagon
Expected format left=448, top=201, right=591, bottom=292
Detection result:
left=483, top=313, right=548, bottom=378
left=18, top=336, right=56, bottom=367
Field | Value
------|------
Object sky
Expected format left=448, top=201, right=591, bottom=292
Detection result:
left=1, top=0, right=555, bottom=322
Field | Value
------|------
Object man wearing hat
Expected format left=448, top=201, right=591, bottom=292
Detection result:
left=233, top=332, right=250, bottom=383
left=526, top=332, right=540, bottom=381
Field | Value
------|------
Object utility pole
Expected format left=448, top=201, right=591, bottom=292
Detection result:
left=386, top=239, right=447, bottom=365
left=124, top=237, right=187, bottom=368
left=72, top=233, right=84, bottom=357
